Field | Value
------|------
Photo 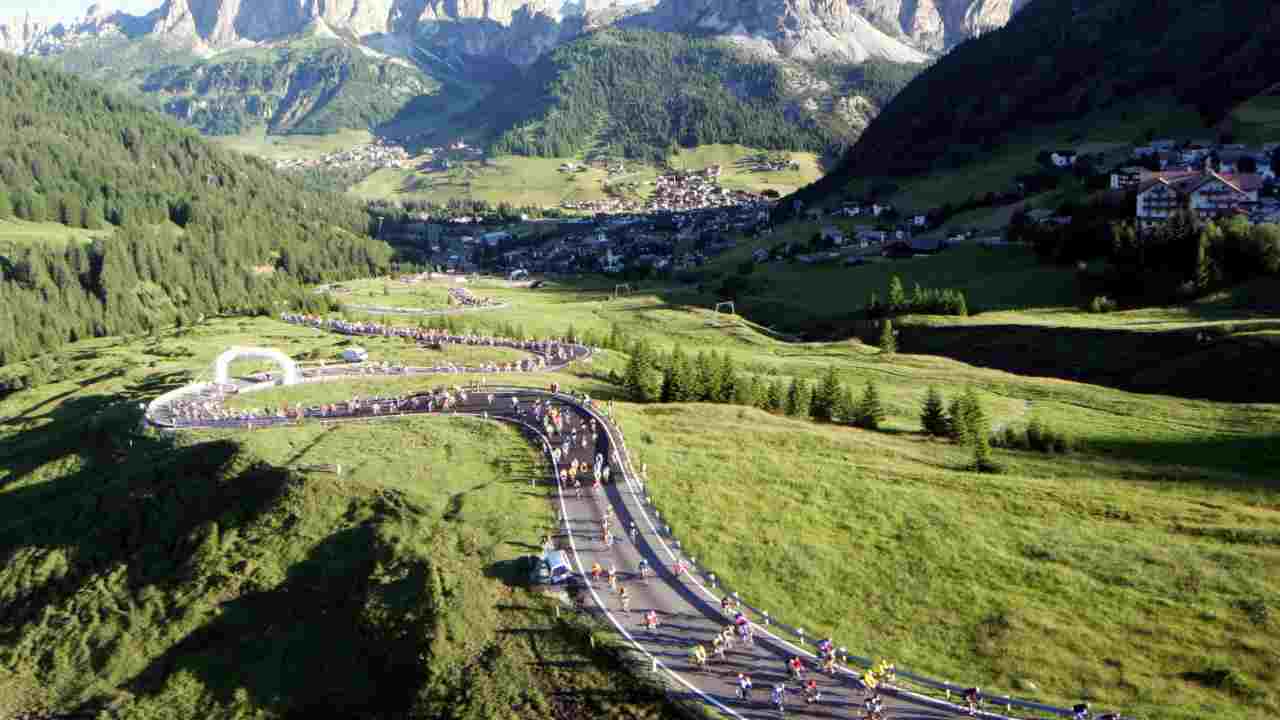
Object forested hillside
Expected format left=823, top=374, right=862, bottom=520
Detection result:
left=137, top=41, right=436, bottom=136
left=801, top=0, right=1280, bottom=197
left=485, top=29, right=916, bottom=162
left=0, top=54, right=392, bottom=370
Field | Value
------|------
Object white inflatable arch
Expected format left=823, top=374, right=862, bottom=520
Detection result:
left=214, top=347, right=301, bottom=386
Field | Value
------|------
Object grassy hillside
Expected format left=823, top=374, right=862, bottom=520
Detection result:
left=0, top=315, right=681, bottom=719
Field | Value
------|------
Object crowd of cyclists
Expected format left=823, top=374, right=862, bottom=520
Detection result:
left=279, top=313, right=584, bottom=369
left=152, top=312, right=1118, bottom=720
left=448, top=287, right=502, bottom=308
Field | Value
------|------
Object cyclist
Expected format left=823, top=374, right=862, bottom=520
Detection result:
left=590, top=562, right=603, bottom=584
left=690, top=644, right=707, bottom=669
left=964, top=687, right=980, bottom=716
left=1072, top=703, right=1091, bottom=720
left=712, top=633, right=725, bottom=661
left=618, top=586, right=631, bottom=614
left=788, top=656, right=805, bottom=681
left=638, top=558, right=649, bottom=579
left=771, top=684, right=787, bottom=716
left=644, top=609, right=659, bottom=631
left=629, top=521, right=639, bottom=542
left=736, top=673, right=753, bottom=701
left=803, top=678, right=821, bottom=705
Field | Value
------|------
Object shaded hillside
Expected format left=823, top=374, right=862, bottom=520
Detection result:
left=0, top=54, right=391, bottom=368
left=801, top=0, right=1280, bottom=199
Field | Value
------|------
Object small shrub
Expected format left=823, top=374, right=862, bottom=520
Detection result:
left=1087, top=295, right=1117, bottom=313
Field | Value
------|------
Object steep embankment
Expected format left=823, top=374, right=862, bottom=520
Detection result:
left=799, top=0, right=1280, bottom=200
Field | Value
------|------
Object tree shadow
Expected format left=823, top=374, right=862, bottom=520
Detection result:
left=122, top=523, right=425, bottom=717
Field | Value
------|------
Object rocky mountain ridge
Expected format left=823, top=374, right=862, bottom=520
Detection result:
left=2, top=0, right=1021, bottom=66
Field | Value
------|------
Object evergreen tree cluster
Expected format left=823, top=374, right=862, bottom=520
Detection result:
left=919, top=385, right=999, bottom=472
left=485, top=29, right=831, bottom=162
left=0, top=55, right=392, bottom=367
left=867, top=275, right=969, bottom=318
left=617, top=339, right=890, bottom=431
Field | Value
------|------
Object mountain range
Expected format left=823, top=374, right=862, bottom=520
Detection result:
left=0, top=0, right=1024, bottom=158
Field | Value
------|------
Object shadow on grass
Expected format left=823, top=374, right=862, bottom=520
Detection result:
left=124, top=523, right=425, bottom=717
left=1091, top=433, right=1280, bottom=490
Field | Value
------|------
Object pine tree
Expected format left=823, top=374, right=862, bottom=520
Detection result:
left=716, top=352, right=739, bottom=403
left=735, top=374, right=760, bottom=407
left=662, top=346, right=689, bottom=402
left=811, top=366, right=844, bottom=422
left=785, top=377, right=803, bottom=416
left=855, top=381, right=886, bottom=430
left=695, top=350, right=719, bottom=402
left=920, top=386, right=948, bottom=436
left=626, top=339, right=657, bottom=402
left=947, top=396, right=968, bottom=441
left=879, top=319, right=897, bottom=355
left=836, top=388, right=858, bottom=425
left=765, top=377, right=786, bottom=413
left=961, top=387, right=989, bottom=444
left=887, top=275, right=906, bottom=311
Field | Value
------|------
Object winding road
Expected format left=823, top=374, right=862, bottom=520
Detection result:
left=144, top=316, right=1100, bottom=720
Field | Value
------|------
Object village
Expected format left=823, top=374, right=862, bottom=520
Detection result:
left=273, top=138, right=413, bottom=173
left=368, top=133, right=1280, bottom=282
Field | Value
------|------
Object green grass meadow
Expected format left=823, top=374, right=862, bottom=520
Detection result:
left=1, top=274, right=1277, bottom=718
left=0, top=314, right=681, bottom=719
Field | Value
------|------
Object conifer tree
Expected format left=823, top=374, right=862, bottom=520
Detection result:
left=765, top=377, right=786, bottom=413
left=786, top=377, right=812, bottom=417
left=735, top=374, right=760, bottom=407
left=811, top=366, right=844, bottom=422
left=879, top=319, right=897, bottom=355
left=920, top=386, right=948, bottom=436
left=836, top=387, right=858, bottom=425
left=695, top=350, right=719, bottom=402
left=626, top=339, right=658, bottom=402
left=715, top=352, right=738, bottom=403
left=887, top=275, right=906, bottom=311
left=947, top=396, right=968, bottom=441
left=855, top=381, right=886, bottom=430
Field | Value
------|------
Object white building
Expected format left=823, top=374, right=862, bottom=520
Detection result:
left=1136, top=170, right=1262, bottom=230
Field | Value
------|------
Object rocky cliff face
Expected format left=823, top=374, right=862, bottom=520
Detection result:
left=4, top=0, right=1019, bottom=65
left=629, top=0, right=927, bottom=63
left=850, top=0, right=1032, bottom=52
left=0, top=5, right=143, bottom=55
